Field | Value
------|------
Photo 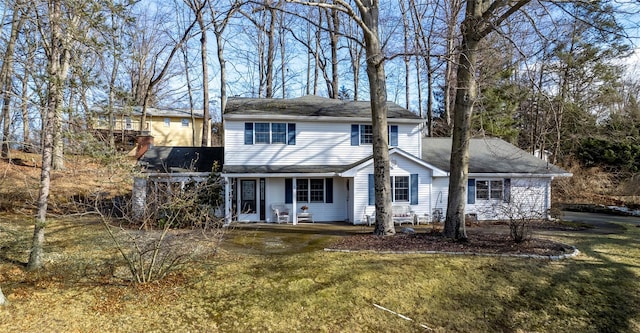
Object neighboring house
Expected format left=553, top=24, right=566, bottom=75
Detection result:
left=220, top=96, right=572, bottom=224
left=91, top=106, right=205, bottom=148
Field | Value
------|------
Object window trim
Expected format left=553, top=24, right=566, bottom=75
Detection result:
left=369, top=173, right=418, bottom=204
left=351, top=124, right=399, bottom=146
left=244, top=122, right=296, bottom=145
left=391, top=175, right=410, bottom=202
left=469, top=178, right=510, bottom=203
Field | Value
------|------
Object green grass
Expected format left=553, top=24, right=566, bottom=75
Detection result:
left=1, top=215, right=639, bottom=332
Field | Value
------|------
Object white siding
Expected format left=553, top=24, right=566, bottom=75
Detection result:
left=262, top=177, right=348, bottom=223
left=352, top=154, right=433, bottom=225
left=466, top=177, right=550, bottom=221
left=431, top=177, right=449, bottom=222
left=224, top=120, right=421, bottom=166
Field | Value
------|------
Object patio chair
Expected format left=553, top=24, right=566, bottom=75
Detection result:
left=271, top=203, right=290, bottom=223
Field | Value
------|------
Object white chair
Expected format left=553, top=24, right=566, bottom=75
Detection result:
left=271, top=203, right=290, bottom=223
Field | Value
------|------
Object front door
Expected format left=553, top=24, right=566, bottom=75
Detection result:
left=239, top=179, right=258, bottom=221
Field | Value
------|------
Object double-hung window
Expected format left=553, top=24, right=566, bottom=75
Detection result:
left=368, top=174, right=418, bottom=205
left=271, top=123, right=287, bottom=143
left=181, top=118, right=190, bottom=127
left=245, top=122, right=296, bottom=145
left=296, top=179, right=325, bottom=203
left=285, top=178, right=334, bottom=204
left=254, top=123, right=271, bottom=144
left=351, top=124, right=398, bottom=146
left=468, top=179, right=511, bottom=204
left=392, top=176, right=410, bottom=202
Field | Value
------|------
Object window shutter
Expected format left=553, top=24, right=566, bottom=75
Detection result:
left=285, top=179, right=292, bottom=204
left=325, top=178, right=333, bottom=203
left=287, top=123, right=296, bottom=145
left=503, top=178, right=511, bottom=203
left=368, top=174, right=375, bottom=205
left=244, top=123, right=253, bottom=145
left=389, top=125, right=398, bottom=146
left=410, top=174, right=418, bottom=205
left=351, top=124, right=359, bottom=146
left=467, top=179, right=476, bottom=204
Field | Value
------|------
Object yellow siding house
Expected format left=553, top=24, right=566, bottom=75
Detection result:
left=92, top=106, right=206, bottom=147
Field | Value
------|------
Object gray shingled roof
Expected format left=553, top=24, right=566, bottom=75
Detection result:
left=422, top=137, right=571, bottom=176
left=222, top=164, right=351, bottom=174
left=225, top=95, right=421, bottom=120
left=140, top=147, right=223, bottom=173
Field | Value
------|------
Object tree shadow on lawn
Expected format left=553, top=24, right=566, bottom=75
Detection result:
left=476, top=227, right=640, bottom=332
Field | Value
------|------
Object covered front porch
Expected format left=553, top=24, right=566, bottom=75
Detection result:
left=221, top=170, right=353, bottom=225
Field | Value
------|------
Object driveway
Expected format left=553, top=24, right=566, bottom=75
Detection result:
left=561, top=210, right=640, bottom=233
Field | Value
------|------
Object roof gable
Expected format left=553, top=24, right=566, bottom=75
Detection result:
left=340, top=148, right=448, bottom=177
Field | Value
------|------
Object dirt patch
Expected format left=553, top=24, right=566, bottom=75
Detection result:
left=328, top=224, right=577, bottom=257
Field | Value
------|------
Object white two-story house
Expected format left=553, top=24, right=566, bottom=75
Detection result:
left=221, top=95, right=571, bottom=224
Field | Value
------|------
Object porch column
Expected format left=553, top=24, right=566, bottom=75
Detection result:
left=224, top=177, right=231, bottom=225
left=292, top=178, right=297, bottom=225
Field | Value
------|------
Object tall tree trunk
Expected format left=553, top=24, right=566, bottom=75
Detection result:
left=265, top=7, right=276, bottom=98
left=28, top=0, right=67, bottom=270
left=1, top=4, right=25, bottom=158
left=444, top=0, right=530, bottom=240
left=443, top=6, right=481, bottom=241
left=358, top=0, right=394, bottom=236
left=20, top=73, right=30, bottom=151
left=182, top=45, right=197, bottom=146
left=329, top=8, right=339, bottom=98
left=197, top=10, right=211, bottom=147
left=399, top=0, right=410, bottom=109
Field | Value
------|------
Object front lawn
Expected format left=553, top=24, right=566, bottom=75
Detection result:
left=1, top=216, right=639, bottom=332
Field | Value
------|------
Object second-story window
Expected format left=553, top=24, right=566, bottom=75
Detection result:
left=351, top=124, right=398, bottom=146
left=360, top=125, right=373, bottom=144
left=244, top=122, right=296, bottom=145
left=125, top=117, right=132, bottom=130
left=164, top=118, right=171, bottom=127
left=271, top=123, right=287, bottom=143
left=181, top=119, right=189, bottom=127
left=255, top=123, right=270, bottom=143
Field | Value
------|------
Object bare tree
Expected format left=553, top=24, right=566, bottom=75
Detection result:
left=444, top=0, right=530, bottom=240
left=0, top=1, right=26, bottom=159
left=209, top=0, right=239, bottom=145
left=287, top=0, right=394, bottom=234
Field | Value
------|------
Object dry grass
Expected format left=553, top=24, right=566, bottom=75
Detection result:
left=1, top=216, right=640, bottom=332
left=1, top=152, right=640, bottom=332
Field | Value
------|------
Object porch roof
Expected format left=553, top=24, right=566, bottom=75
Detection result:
left=222, top=164, right=351, bottom=176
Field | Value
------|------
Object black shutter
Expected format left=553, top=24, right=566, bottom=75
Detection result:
left=368, top=174, right=375, bottom=205
left=467, top=179, right=476, bottom=204
left=503, top=179, right=511, bottom=203
left=285, top=178, right=292, bottom=204
left=351, top=125, right=359, bottom=146
left=410, top=174, right=418, bottom=204
left=244, top=123, right=253, bottom=145
left=287, top=123, right=296, bottom=145
left=325, top=178, right=333, bottom=203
